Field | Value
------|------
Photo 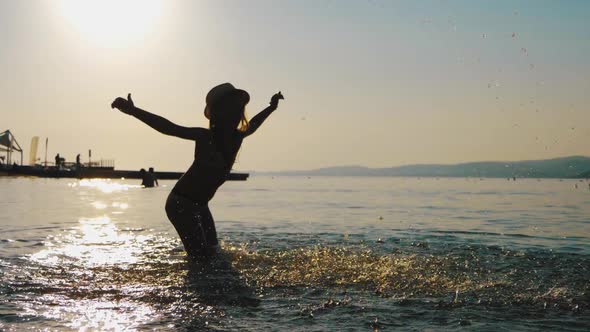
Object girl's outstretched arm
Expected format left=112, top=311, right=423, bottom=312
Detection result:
left=111, top=94, right=205, bottom=140
left=243, top=92, right=284, bottom=137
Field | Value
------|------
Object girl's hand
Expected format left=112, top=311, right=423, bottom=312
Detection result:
left=111, top=93, right=135, bottom=114
left=270, top=91, right=284, bottom=110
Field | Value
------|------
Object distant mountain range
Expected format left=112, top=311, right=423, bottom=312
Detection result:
left=259, top=156, right=590, bottom=178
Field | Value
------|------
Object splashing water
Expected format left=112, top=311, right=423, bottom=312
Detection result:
left=1, top=177, right=589, bottom=330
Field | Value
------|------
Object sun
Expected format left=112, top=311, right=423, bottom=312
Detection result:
left=59, top=0, right=162, bottom=46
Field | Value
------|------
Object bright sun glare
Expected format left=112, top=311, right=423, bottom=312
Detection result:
left=60, top=0, right=162, bottom=45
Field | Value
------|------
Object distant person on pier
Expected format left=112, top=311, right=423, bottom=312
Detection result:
left=112, top=83, right=284, bottom=257
left=76, top=154, right=81, bottom=169
left=55, top=153, right=61, bottom=168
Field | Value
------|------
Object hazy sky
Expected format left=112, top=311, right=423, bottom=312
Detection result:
left=1, top=0, right=589, bottom=171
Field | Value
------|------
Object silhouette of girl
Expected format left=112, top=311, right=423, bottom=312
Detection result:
left=112, top=83, right=283, bottom=257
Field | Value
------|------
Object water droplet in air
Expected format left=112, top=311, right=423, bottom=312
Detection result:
left=371, top=317, right=381, bottom=330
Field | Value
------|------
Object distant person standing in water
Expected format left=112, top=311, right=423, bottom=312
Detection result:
left=112, top=83, right=284, bottom=257
left=148, top=167, right=159, bottom=187
left=139, top=168, right=152, bottom=188
left=139, top=167, right=158, bottom=188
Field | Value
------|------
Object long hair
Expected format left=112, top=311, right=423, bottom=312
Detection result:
left=208, top=96, right=248, bottom=169
left=238, top=112, right=249, bottom=133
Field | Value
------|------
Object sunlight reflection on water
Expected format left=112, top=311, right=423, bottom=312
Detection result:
left=31, top=216, right=149, bottom=267
left=21, top=297, right=157, bottom=331
left=70, top=179, right=141, bottom=193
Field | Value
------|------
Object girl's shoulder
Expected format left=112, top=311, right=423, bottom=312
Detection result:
left=194, top=127, right=212, bottom=139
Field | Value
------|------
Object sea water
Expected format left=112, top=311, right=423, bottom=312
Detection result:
left=0, top=176, right=589, bottom=331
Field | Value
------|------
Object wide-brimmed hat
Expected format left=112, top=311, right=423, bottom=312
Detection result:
left=204, top=83, right=250, bottom=119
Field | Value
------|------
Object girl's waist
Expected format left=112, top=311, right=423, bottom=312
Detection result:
left=168, top=190, right=209, bottom=206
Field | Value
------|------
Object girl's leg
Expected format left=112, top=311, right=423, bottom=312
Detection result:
left=165, top=192, right=218, bottom=257
left=199, top=205, right=219, bottom=251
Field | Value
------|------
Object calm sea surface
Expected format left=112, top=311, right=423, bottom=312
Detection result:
left=0, top=176, right=589, bottom=331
